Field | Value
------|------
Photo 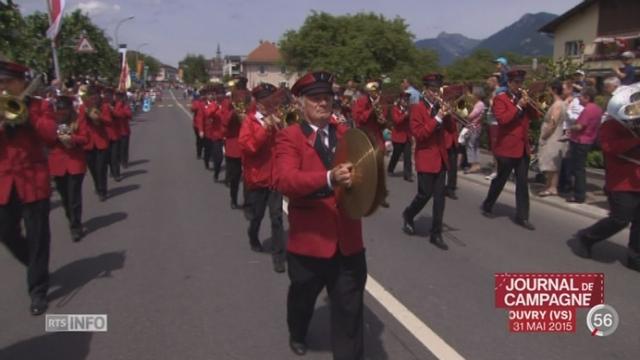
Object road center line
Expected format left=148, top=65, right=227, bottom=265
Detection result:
left=171, top=89, right=464, bottom=359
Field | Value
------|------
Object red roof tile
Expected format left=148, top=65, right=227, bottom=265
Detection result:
left=245, top=41, right=281, bottom=63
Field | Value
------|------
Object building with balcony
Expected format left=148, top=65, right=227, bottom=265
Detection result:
left=539, top=0, right=639, bottom=77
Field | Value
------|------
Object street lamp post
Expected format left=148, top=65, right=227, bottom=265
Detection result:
left=114, top=16, right=135, bottom=48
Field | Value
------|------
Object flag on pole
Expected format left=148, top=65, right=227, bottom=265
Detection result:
left=119, top=47, right=131, bottom=91
left=46, top=0, right=66, bottom=39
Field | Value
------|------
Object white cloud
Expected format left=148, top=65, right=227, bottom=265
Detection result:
left=72, top=0, right=121, bottom=16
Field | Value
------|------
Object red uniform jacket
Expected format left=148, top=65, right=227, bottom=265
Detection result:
left=113, top=100, right=132, bottom=137
left=101, top=103, right=119, bottom=141
left=274, top=121, right=363, bottom=258
left=391, top=105, right=411, bottom=143
left=204, top=101, right=224, bottom=141
left=239, top=113, right=277, bottom=189
left=353, top=96, right=386, bottom=150
left=48, top=116, right=89, bottom=176
left=0, top=100, right=57, bottom=205
left=191, top=99, right=203, bottom=131
left=491, top=92, right=535, bottom=158
left=599, top=119, right=640, bottom=192
left=220, top=100, right=242, bottom=159
left=82, top=104, right=110, bottom=151
left=410, top=101, right=449, bottom=174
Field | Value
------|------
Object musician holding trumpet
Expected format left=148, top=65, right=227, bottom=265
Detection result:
left=274, top=71, right=365, bottom=358
left=82, top=85, right=111, bottom=201
left=48, top=95, right=89, bottom=242
left=238, top=83, right=285, bottom=273
left=0, top=58, right=57, bottom=316
left=401, top=73, right=452, bottom=250
left=481, top=69, right=536, bottom=231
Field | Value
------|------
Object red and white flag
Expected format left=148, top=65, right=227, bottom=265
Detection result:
left=46, top=0, right=66, bottom=39
left=119, top=59, right=131, bottom=91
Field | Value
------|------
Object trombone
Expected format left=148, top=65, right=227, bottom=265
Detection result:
left=518, top=88, right=548, bottom=116
left=0, top=74, right=44, bottom=127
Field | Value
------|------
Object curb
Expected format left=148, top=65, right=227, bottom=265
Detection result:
left=457, top=173, right=609, bottom=221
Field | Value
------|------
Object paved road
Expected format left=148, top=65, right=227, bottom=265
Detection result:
left=1, top=91, right=637, bottom=360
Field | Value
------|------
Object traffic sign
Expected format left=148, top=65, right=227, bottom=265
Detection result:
left=76, top=36, right=96, bottom=53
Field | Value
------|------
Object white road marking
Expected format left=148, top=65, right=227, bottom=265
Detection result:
left=171, top=88, right=465, bottom=359
left=282, top=199, right=464, bottom=360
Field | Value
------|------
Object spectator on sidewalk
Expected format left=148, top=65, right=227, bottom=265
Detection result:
left=558, top=81, right=583, bottom=193
left=612, top=51, right=637, bottom=86
left=566, top=87, right=602, bottom=204
left=484, top=73, right=501, bottom=180
left=536, top=80, right=568, bottom=197
left=463, top=86, right=486, bottom=174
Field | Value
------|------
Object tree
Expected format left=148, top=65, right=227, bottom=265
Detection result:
left=178, top=54, right=209, bottom=85
left=279, top=11, right=439, bottom=87
left=445, top=49, right=496, bottom=83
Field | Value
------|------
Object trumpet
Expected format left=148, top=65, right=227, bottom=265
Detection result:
left=0, top=74, right=44, bottom=127
left=433, top=95, right=469, bottom=127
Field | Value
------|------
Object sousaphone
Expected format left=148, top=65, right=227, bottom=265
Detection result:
left=334, top=128, right=386, bottom=219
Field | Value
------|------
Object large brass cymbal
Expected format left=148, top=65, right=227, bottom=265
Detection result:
left=365, top=146, right=386, bottom=216
left=334, top=128, right=379, bottom=219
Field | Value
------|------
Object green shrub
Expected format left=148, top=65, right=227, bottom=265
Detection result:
left=586, top=150, right=604, bottom=169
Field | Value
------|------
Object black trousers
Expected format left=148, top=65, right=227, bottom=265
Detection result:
left=202, top=138, right=212, bottom=169
left=119, top=135, right=130, bottom=168
left=483, top=155, right=530, bottom=221
left=246, top=188, right=284, bottom=261
left=446, top=146, right=457, bottom=192
left=404, top=170, right=446, bottom=235
left=0, top=187, right=50, bottom=301
left=569, top=142, right=591, bottom=202
left=210, top=139, right=224, bottom=180
left=287, top=251, right=367, bottom=360
left=226, top=156, right=242, bottom=205
left=53, top=173, right=84, bottom=230
left=108, top=140, right=121, bottom=178
left=86, top=148, right=108, bottom=197
left=387, top=141, right=412, bottom=178
left=558, top=156, right=572, bottom=192
left=194, top=128, right=204, bottom=158
left=581, top=191, right=640, bottom=255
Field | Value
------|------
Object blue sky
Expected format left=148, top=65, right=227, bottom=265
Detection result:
left=17, top=0, right=581, bottom=66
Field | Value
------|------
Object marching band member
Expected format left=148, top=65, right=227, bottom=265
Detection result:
left=444, top=96, right=459, bottom=200
left=274, top=71, right=366, bottom=358
left=401, top=73, right=451, bottom=250
left=191, top=92, right=205, bottom=159
left=575, top=85, right=640, bottom=272
left=481, top=70, right=537, bottom=230
left=102, top=88, right=122, bottom=182
left=207, top=85, right=225, bottom=182
left=49, top=95, right=89, bottom=242
left=238, top=83, right=285, bottom=273
left=352, top=79, right=386, bottom=150
left=83, top=85, right=111, bottom=201
left=222, top=85, right=250, bottom=208
left=388, top=92, right=414, bottom=182
left=114, top=91, right=132, bottom=169
left=0, top=59, right=57, bottom=315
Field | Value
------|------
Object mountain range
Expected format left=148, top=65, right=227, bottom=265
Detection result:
left=415, top=12, right=558, bottom=65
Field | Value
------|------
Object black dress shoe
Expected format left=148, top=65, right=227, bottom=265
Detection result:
left=250, top=241, right=264, bottom=253
left=402, top=212, right=415, bottom=235
left=446, top=191, right=458, bottom=200
left=114, top=175, right=122, bottom=182
left=566, top=197, right=585, bottom=204
left=430, top=234, right=449, bottom=250
left=30, top=299, right=48, bottom=316
left=515, top=218, right=536, bottom=231
left=99, top=194, right=108, bottom=202
left=627, top=256, right=640, bottom=272
left=289, top=338, right=307, bottom=356
left=576, top=235, right=595, bottom=258
left=481, top=205, right=494, bottom=218
left=404, top=176, right=414, bottom=183
left=71, top=227, right=84, bottom=242
left=230, top=202, right=239, bottom=210
left=380, top=200, right=390, bottom=208
left=273, top=260, right=286, bottom=274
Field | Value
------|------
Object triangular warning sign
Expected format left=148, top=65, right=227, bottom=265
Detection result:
left=76, top=37, right=96, bottom=53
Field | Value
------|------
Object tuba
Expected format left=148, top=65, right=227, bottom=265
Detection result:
left=0, top=74, right=44, bottom=127
left=606, top=84, right=640, bottom=165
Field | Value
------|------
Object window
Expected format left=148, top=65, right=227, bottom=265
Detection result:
left=259, top=65, right=265, bottom=74
left=564, top=40, right=584, bottom=58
